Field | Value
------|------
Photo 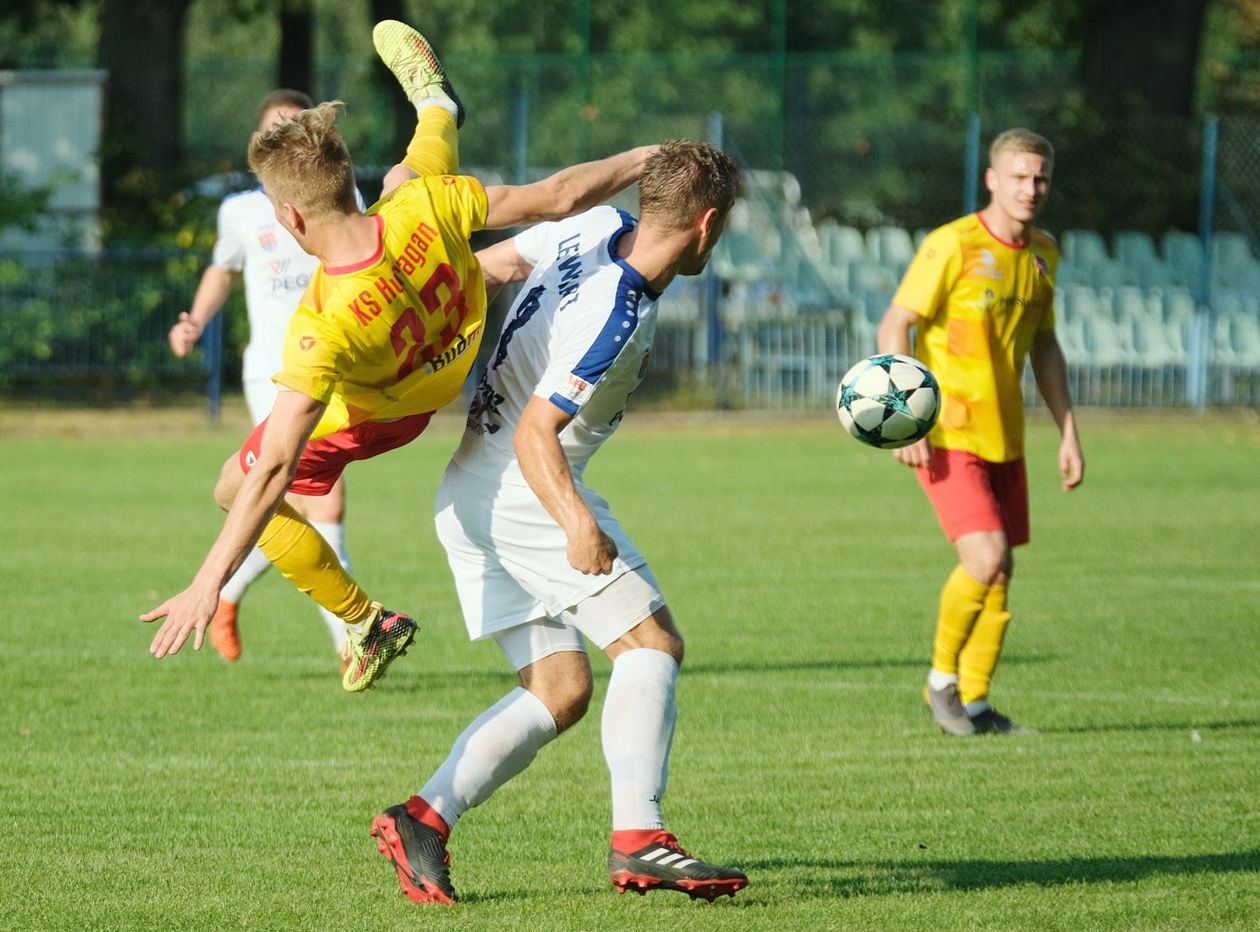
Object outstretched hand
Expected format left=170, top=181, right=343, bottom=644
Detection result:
left=892, top=436, right=932, bottom=469
left=140, top=583, right=220, bottom=659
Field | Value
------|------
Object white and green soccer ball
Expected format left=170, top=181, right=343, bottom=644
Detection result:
left=836, top=353, right=940, bottom=449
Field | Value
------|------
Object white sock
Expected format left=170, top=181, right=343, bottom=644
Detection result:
left=965, top=699, right=991, bottom=716
left=419, top=687, right=557, bottom=831
left=219, top=547, right=272, bottom=604
left=602, top=648, right=679, bottom=831
left=928, top=668, right=959, bottom=691
left=415, top=97, right=459, bottom=120
left=311, top=521, right=351, bottom=651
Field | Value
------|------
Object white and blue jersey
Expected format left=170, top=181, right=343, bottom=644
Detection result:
left=453, top=205, right=660, bottom=487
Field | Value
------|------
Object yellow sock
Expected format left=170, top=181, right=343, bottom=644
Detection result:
left=256, top=503, right=373, bottom=624
left=402, top=107, right=459, bottom=177
left=959, top=584, right=1012, bottom=705
left=930, top=566, right=990, bottom=675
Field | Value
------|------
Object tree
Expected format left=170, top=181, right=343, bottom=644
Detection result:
left=97, top=0, right=194, bottom=198
left=1078, top=0, right=1210, bottom=117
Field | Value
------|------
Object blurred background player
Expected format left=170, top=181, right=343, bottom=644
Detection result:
left=168, top=89, right=362, bottom=668
left=368, top=141, right=748, bottom=905
left=142, top=20, right=655, bottom=695
left=877, top=127, right=1085, bottom=737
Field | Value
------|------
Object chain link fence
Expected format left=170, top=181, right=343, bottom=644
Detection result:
left=3, top=53, right=1259, bottom=410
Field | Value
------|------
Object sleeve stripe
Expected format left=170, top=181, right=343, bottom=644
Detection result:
left=547, top=392, right=580, bottom=415
left=570, top=273, right=643, bottom=383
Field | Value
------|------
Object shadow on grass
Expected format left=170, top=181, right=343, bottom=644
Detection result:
left=739, top=850, right=1260, bottom=898
left=1040, top=718, right=1260, bottom=736
left=683, top=654, right=1056, bottom=678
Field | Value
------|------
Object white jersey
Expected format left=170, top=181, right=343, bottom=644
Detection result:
left=454, top=206, right=659, bottom=486
left=211, top=186, right=364, bottom=384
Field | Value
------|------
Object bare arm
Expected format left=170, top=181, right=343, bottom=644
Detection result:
left=476, top=237, right=536, bottom=300
left=876, top=303, right=932, bottom=469
left=169, top=265, right=239, bottom=357
left=514, top=396, right=617, bottom=575
left=141, top=390, right=327, bottom=657
left=482, top=146, right=657, bottom=231
left=1030, top=327, right=1084, bottom=491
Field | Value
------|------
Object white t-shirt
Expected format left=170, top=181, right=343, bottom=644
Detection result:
left=453, top=206, right=660, bottom=486
left=211, top=186, right=364, bottom=383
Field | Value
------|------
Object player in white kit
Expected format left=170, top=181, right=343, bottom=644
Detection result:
left=168, top=90, right=359, bottom=666
left=368, top=141, right=749, bottom=905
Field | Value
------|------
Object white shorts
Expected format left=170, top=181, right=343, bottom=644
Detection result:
left=492, top=567, right=667, bottom=671
left=243, top=376, right=278, bottom=426
left=434, top=460, right=653, bottom=640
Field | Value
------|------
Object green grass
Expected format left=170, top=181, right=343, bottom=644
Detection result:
left=2, top=407, right=1258, bottom=930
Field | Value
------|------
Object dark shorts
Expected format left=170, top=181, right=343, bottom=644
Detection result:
left=916, top=447, right=1030, bottom=546
left=239, top=411, right=434, bottom=496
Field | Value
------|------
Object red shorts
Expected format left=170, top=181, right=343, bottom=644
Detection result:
left=916, top=447, right=1030, bottom=546
left=239, top=411, right=434, bottom=496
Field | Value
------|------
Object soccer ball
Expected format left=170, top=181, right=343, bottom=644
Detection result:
left=836, top=353, right=940, bottom=449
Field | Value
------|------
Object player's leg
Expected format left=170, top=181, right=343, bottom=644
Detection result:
left=372, top=622, right=584, bottom=905
left=288, top=477, right=351, bottom=658
left=570, top=569, right=747, bottom=901
left=229, top=413, right=435, bottom=690
left=208, top=376, right=284, bottom=661
left=373, top=19, right=462, bottom=186
left=917, top=448, right=1010, bottom=736
left=958, top=457, right=1031, bottom=734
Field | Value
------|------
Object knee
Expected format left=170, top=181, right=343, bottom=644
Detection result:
left=542, top=676, right=593, bottom=734
left=523, top=660, right=593, bottom=734
left=213, top=456, right=243, bottom=512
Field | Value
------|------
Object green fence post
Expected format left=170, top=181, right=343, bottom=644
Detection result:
left=1188, top=114, right=1218, bottom=412
left=204, top=312, right=223, bottom=424
left=963, top=112, right=981, bottom=214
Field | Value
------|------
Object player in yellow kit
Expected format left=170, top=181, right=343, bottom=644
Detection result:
left=142, top=20, right=655, bottom=691
left=877, top=128, right=1085, bottom=736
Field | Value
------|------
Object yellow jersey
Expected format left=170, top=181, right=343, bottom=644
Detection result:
left=275, top=174, right=489, bottom=440
left=891, top=212, right=1059, bottom=462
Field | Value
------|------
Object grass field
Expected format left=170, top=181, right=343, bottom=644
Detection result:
left=2, top=405, right=1258, bottom=930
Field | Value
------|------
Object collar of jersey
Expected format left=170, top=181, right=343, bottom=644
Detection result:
left=324, top=214, right=386, bottom=275
left=975, top=211, right=1030, bottom=251
left=607, top=218, right=661, bottom=301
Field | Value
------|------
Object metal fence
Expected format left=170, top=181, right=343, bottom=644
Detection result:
left=3, top=53, right=1260, bottom=411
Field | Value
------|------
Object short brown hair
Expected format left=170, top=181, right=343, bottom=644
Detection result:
left=256, top=88, right=313, bottom=123
left=247, top=100, right=357, bottom=218
left=989, top=127, right=1054, bottom=170
left=638, top=139, right=739, bottom=230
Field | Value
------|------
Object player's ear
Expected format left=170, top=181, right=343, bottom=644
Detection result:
left=697, top=206, right=720, bottom=238
left=281, top=202, right=305, bottom=235
left=984, top=166, right=998, bottom=195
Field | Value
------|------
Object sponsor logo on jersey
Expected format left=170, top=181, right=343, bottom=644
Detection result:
left=972, top=247, right=1004, bottom=281
left=258, top=229, right=278, bottom=252
left=558, top=372, right=594, bottom=406
left=299, top=335, right=316, bottom=351
left=1033, top=255, right=1048, bottom=278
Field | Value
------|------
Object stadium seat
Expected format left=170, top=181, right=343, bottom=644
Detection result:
left=1062, top=229, right=1110, bottom=268
left=1081, top=312, right=1137, bottom=367
left=1113, top=230, right=1160, bottom=267
left=1087, top=259, right=1131, bottom=289
left=818, top=221, right=868, bottom=267
left=865, top=225, right=915, bottom=268
left=712, top=229, right=773, bottom=284
left=1134, top=257, right=1178, bottom=290
left=1162, top=231, right=1204, bottom=287
left=847, top=260, right=899, bottom=300
left=1210, top=232, right=1260, bottom=288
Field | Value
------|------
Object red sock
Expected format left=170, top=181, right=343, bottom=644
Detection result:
left=403, top=795, right=450, bottom=844
left=611, top=828, right=672, bottom=853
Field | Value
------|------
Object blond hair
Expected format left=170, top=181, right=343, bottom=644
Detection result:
left=639, top=139, right=739, bottom=231
left=247, top=101, right=357, bottom=217
left=989, top=127, right=1054, bottom=170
